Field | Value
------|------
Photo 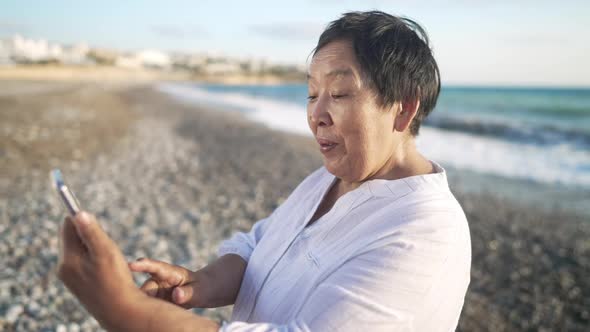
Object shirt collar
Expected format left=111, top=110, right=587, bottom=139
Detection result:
left=355, top=160, right=449, bottom=199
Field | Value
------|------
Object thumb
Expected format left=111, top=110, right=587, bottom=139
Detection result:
left=59, top=216, right=85, bottom=260
left=72, top=211, right=111, bottom=255
left=172, top=283, right=201, bottom=307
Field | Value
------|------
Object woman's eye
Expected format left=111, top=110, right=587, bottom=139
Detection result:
left=307, top=95, right=317, bottom=101
left=331, top=94, right=348, bottom=99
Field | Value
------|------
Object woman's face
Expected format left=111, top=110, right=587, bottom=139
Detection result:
left=307, top=39, right=399, bottom=183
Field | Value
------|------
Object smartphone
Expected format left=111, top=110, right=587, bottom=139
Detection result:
left=51, top=169, right=81, bottom=216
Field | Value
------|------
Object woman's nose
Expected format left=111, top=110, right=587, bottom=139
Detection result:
left=309, top=97, right=333, bottom=127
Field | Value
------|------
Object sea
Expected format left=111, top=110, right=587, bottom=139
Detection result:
left=159, top=83, right=590, bottom=216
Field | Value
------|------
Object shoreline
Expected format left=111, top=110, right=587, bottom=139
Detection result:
left=444, top=166, right=590, bottom=219
left=0, top=81, right=588, bottom=331
left=0, top=65, right=305, bottom=85
left=157, top=81, right=590, bottom=219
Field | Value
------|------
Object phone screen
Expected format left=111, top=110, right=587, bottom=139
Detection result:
left=51, top=169, right=81, bottom=216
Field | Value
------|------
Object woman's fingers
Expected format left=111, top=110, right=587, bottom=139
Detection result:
left=128, top=258, right=199, bottom=307
left=71, top=212, right=112, bottom=257
left=59, top=216, right=85, bottom=261
left=172, top=286, right=188, bottom=304
left=128, top=257, right=163, bottom=275
left=128, top=258, right=186, bottom=285
left=172, top=283, right=200, bottom=307
left=140, top=278, right=160, bottom=297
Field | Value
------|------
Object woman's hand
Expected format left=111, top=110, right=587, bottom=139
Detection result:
left=128, top=258, right=208, bottom=308
left=57, top=212, right=146, bottom=330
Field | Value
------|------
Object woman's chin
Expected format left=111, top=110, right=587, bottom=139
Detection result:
left=324, top=161, right=370, bottom=184
left=323, top=160, right=338, bottom=175
left=323, top=160, right=347, bottom=179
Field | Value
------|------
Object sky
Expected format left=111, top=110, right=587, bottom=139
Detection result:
left=1, top=0, right=589, bottom=86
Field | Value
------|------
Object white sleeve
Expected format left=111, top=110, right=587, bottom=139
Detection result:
left=216, top=167, right=328, bottom=264
left=217, top=217, right=272, bottom=263
left=218, top=212, right=469, bottom=332
left=218, top=245, right=420, bottom=332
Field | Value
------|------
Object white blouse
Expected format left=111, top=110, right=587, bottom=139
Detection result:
left=217, top=162, right=471, bottom=332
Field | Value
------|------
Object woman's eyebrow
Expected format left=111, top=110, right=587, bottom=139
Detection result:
left=307, top=68, right=354, bottom=81
left=327, top=68, right=354, bottom=78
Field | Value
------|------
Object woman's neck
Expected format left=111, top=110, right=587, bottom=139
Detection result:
left=337, top=140, right=433, bottom=195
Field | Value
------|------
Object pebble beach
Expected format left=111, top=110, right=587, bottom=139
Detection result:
left=0, top=81, right=588, bottom=331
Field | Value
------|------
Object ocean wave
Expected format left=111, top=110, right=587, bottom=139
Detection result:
left=424, top=116, right=590, bottom=148
left=158, top=82, right=311, bottom=136
left=158, top=83, right=590, bottom=189
left=416, top=127, right=590, bottom=189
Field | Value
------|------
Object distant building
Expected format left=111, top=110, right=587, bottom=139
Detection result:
left=60, top=43, right=91, bottom=65
left=136, top=50, right=171, bottom=69
left=115, top=53, right=143, bottom=69
left=187, top=54, right=207, bottom=68
left=86, top=48, right=118, bottom=65
left=114, top=50, right=172, bottom=70
left=0, top=39, right=14, bottom=66
left=247, top=58, right=267, bottom=74
left=0, top=35, right=92, bottom=65
left=167, top=52, right=206, bottom=71
left=8, top=35, right=62, bottom=63
left=0, top=34, right=306, bottom=78
left=202, top=62, right=242, bottom=75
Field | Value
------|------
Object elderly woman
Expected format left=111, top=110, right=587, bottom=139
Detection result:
left=58, top=11, right=471, bottom=332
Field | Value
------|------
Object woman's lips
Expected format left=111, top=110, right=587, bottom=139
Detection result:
left=316, top=137, right=339, bottom=153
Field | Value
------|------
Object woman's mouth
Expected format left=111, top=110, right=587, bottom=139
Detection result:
left=316, top=137, right=339, bottom=153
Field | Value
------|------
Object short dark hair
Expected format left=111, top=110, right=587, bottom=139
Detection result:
left=313, top=11, right=440, bottom=136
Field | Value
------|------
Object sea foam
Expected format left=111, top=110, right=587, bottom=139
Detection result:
left=158, top=83, right=590, bottom=189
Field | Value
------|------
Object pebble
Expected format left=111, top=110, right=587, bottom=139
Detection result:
left=1, top=84, right=588, bottom=331
left=26, top=301, right=41, bottom=317
left=68, top=322, right=81, bottom=332
left=5, top=305, right=24, bottom=324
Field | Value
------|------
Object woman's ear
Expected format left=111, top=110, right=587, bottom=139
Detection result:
left=393, top=99, right=420, bottom=133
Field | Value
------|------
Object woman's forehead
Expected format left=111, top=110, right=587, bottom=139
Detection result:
left=308, top=41, right=362, bottom=84
left=310, top=41, right=356, bottom=68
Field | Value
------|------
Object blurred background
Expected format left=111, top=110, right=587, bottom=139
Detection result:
left=1, top=1, right=589, bottom=331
